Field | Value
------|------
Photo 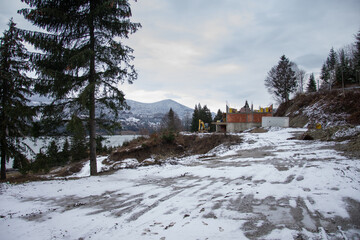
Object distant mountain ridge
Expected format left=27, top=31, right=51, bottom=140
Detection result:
left=120, top=99, right=193, bottom=132
left=125, top=99, right=193, bottom=118
left=30, top=96, right=194, bottom=133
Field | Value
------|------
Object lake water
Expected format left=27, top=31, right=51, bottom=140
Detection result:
left=5, top=135, right=140, bottom=169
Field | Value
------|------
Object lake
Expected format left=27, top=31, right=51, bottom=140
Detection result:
left=5, top=135, right=140, bottom=169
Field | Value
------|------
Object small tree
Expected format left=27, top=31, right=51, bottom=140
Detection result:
left=60, top=139, right=71, bottom=163
left=190, top=104, right=213, bottom=132
left=213, top=109, right=223, bottom=122
left=67, top=115, right=88, bottom=162
left=46, top=140, right=60, bottom=167
left=190, top=104, right=200, bottom=132
left=306, top=73, right=317, bottom=92
left=265, top=55, right=297, bottom=103
left=161, top=108, right=182, bottom=133
left=0, top=19, right=35, bottom=179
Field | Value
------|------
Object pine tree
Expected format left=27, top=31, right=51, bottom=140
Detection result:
left=0, top=19, right=35, bottom=179
left=190, top=104, right=200, bottom=132
left=320, top=63, right=330, bottom=86
left=264, top=55, right=297, bottom=103
left=320, top=48, right=338, bottom=90
left=354, top=30, right=360, bottom=83
left=355, top=30, right=360, bottom=71
left=46, top=140, right=60, bottom=167
left=190, top=104, right=213, bottom=132
left=213, top=109, right=223, bottom=122
left=60, top=138, right=70, bottom=163
left=327, top=47, right=338, bottom=70
left=307, top=73, right=317, bottom=92
left=200, top=105, right=213, bottom=127
left=19, top=0, right=141, bottom=175
left=337, top=49, right=354, bottom=86
left=212, top=109, right=223, bottom=132
left=161, top=108, right=182, bottom=133
left=67, top=115, right=88, bottom=162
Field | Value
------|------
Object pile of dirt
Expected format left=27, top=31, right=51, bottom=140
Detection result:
left=107, top=133, right=242, bottom=164
left=276, top=89, right=360, bottom=127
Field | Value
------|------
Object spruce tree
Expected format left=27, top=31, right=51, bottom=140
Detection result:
left=0, top=19, right=35, bottom=179
left=213, top=109, right=223, bottom=122
left=19, top=0, right=141, bottom=175
left=191, top=104, right=200, bottom=132
left=337, top=49, right=353, bottom=86
left=161, top=108, right=182, bottom=133
left=306, top=73, right=317, bottom=92
left=355, top=30, right=360, bottom=71
left=354, top=30, right=360, bottom=83
left=320, top=63, right=330, bottom=86
left=264, top=55, right=297, bottom=103
left=67, top=115, right=88, bottom=162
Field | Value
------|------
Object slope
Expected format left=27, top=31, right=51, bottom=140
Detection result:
left=275, top=89, right=360, bottom=128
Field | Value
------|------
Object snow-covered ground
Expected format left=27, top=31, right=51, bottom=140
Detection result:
left=1, top=128, right=359, bottom=239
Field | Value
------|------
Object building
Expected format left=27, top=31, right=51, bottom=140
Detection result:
left=213, top=101, right=273, bottom=133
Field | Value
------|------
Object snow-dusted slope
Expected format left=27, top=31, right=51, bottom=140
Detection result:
left=120, top=99, right=193, bottom=132
left=125, top=99, right=193, bottom=119
left=30, top=96, right=194, bottom=132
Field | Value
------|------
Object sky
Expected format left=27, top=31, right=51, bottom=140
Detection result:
left=1, top=0, right=360, bottom=112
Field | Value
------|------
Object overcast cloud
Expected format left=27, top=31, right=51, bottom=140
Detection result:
left=1, top=0, right=359, bottom=111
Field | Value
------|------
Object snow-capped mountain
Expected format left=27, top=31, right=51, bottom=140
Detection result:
left=30, top=95, right=193, bottom=133
left=120, top=99, right=193, bottom=132
left=125, top=99, right=192, bottom=119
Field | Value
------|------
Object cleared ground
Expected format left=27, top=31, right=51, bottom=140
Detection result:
left=0, top=128, right=359, bottom=239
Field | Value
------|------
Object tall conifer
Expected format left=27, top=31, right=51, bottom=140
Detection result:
left=0, top=19, right=35, bottom=179
left=264, top=55, right=297, bottom=103
left=306, top=73, right=317, bottom=92
left=19, top=0, right=141, bottom=175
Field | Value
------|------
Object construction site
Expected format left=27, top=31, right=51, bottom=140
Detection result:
left=213, top=100, right=289, bottom=133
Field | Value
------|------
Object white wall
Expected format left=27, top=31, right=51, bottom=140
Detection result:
left=262, top=117, right=289, bottom=128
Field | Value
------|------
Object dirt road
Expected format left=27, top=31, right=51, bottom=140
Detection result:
left=1, top=128, right=359, bottom=239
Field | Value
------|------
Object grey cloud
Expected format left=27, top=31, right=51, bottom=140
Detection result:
left=295, top=54, right=326, bottom=69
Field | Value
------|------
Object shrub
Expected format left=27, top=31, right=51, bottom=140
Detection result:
left=161, top=131, right=175, bottom=144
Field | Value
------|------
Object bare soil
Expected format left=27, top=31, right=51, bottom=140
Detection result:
left=108, top=133, right=242, bottom=163
left=276, top=89, right=360, bottom=126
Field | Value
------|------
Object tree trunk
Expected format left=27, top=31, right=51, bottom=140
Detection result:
left=0, top=138, right=6, bottom=180
left=1, top=67, right=7, bottom=180
left=89, top=0, right=97, bottom=176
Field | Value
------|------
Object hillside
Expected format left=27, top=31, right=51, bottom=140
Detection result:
left=275, top=89, right=360, bottom=158
left=30, top=97, right=194, bottom=133
left=125, top=99, right=193, bottom=118
left=120, top=99, right=193, bottom=132
left=275, top=89, right=360, bottom=128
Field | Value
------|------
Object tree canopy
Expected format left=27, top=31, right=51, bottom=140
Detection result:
left=306, top=73, right=317, bottom=93
left=19, top=0, right=141, bottom=175
left=264, top=55, right=297, bottom=103
left=0, top=19, right=35, bottom=179
left=161, top=108, right=182, bottom=133
left=191, top=103, right=213, bottom=132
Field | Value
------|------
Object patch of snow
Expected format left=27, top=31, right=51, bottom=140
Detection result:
left=333, top=126, right=360, bottom=139
left=73, top=156, right=108, bottom=178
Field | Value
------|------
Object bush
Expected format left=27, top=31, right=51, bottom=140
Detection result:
left=161, top=131, right=175, bottom=144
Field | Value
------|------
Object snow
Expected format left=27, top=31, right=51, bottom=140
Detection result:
left=1, top=128, right=359, bottom=239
